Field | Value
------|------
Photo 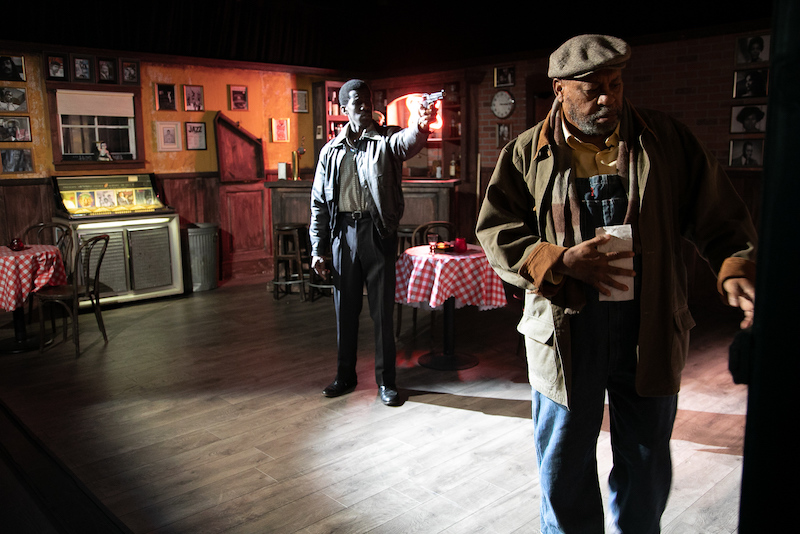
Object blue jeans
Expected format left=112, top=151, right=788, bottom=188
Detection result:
left=533, top=296, right=677, bottom=533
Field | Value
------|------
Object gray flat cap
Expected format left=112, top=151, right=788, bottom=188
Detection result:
left=548, top=34, right=631, bottom=79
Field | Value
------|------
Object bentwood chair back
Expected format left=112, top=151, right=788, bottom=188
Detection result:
left=34, top=234, right=110, bottom=357
left=411, top=221, right=455, bottom=246
left=23, top=222, right=73, bottom=320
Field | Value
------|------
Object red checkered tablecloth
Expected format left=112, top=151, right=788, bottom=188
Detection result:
left=0, top=245, right=68, bottom=312
left=395, top=244, right=507, bottom=310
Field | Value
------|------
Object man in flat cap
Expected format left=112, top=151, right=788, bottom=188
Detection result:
left=477, top=34, right=757, bottom=533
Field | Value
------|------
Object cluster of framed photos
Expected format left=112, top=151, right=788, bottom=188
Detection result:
left=1, top=54, right=33, bottom=173
left=729, top=33, right=770, bottom=169
left=45, top=52, right=140, bottom=85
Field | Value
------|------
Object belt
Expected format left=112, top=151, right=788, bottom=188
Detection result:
left=340, top=210, right=371, bottom=220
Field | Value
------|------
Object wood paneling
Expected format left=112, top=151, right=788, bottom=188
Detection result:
left=219, top=182, right=271, bottom=278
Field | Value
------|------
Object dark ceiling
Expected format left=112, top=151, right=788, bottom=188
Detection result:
left=8, top=1, right=773, bottom=75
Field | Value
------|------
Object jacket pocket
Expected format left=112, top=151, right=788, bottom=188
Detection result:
left=518, top=294, right=562, bottom=387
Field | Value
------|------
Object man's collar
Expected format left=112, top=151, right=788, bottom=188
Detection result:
left=333, top=121, right=378, bottom=146
left=562, top=119, right=620, bottom=151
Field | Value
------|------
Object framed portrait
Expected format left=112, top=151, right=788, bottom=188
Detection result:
left=183, top=85, right=204, bottom=111
left=120, top=59, right=140, bottom=85
left=494, top=66, right=515, bottom=87
left=1, top=148, right=33, bottom=173
left=96, top=57, right=117, bottom=83
left=0, top=86, right=28, bottom=112
left=71, top=54, right=94, bottom=82
left=496, top=123, right=511, bottom=147
left=731, top=104, right=767, bottom=134
left=0, top=116, right=32, bottom=142
left=156, top=121, right=181, bottom=151
left=729, top=139, right=764, bottom=168
left=45, top=53, right=68, bottom=81
left=271, top=118, right=290, bottom=142
left=292, top=89, right=308, bottom=113
left=229, top=85, right=248, bottom=110
left=0, top=55, right=26, bottom=81
left=185, top=121, right=207, bottom=150
left=733, top=68, right=768, bottom=99
left=156, top=83, right=177, bottom=110
left=735, top=34, right=770, bottom=65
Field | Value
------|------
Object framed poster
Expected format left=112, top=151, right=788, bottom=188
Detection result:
left=730, top=104, right=767, bottom=133
left=185, top=122, right=207, bottom=150
left=71, top=54, right=94, bottom=82
left=156, top=121, right=181, bottom=151
left=0, top=86, right=28, bottom=112
left=121, top=59, right=140, bottom=85
left=729, top=139, right=764, bottom=168
left=494, top=66, right=515, bottom=87
left=0, top=55, right=26, bottom=81
left=183, top=85, right=204, bottom=111
left=735, top=34, right=770, bottom=65
left=292, top=89, right=308, bottom=113
left=733, top=69, right=768, bottom=98
left=229, top=85, right=248, bottom=110
left=0, top=116, right=32, bottom=142
left=271, top=118, right=290, bottom=142
left=45, top=53, right=68, bottom=81
left=97, top=57, right=117, bottom=83
left=1, top=148, right=33, bottom=173
left=156, top=83, right=177, bottom=110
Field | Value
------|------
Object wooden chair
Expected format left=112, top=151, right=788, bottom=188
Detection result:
left=34, top=234, right=110, bottom=357
left=23, top=222, right=73, bottom=321
left=272, top=223, right=311, bottom=301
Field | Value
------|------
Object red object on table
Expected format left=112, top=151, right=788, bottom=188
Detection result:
left=1, top=244, right=68, bottom=353
left=395, top=244, right=507, bottom=370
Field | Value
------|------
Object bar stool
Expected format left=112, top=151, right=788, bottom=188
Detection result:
left=272, top=223, right=310, bottom=300
left=307, top=253, right=334, bottom=301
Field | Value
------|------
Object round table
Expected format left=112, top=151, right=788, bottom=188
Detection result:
left=395, top=244, right=507, bottom=370
left=1, top=244, right=68, bottom=353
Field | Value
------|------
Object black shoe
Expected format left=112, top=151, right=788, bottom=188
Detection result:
left=378, top=385, right=401, bottom=406
left=322, top=379, right=356, bottom=398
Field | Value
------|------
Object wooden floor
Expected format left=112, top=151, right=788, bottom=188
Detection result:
left=0, top=278, right=747, bottom=533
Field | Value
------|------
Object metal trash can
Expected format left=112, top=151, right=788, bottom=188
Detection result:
left=186, top=223, right=219, bottom=292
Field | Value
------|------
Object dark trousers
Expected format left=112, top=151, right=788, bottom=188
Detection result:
left=331, top=214, right=397, bottom=387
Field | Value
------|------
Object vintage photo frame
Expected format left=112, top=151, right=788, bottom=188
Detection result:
left=45, top=53, right=68, bottom=81
left=71, top=54, right=94, bottom=83
left=229, top=85, right=248, bottom=110
left=494, top=66, right=515, bottom=87
left=0, top=55, right=26, bottom=82
left=1, top=148, right=33, bottom=173
left=96, top=57, right=117, bottom=83
left=120, top=59, right=140, bottom=85
left=271, top=118, right=290, bottom=142
left=185, top=122, right=207, bottom=150
left=183, top=85, right=204, bottom=111
left=292, top=89, right=308, bottom=113
left=733, top=68, right=769, bottom=99
left=496, top=123, right=511, bottom=147
left=730, top=104, right=767, bottom=134
left=156, top=83, right=178, bottom=111
left=729, top=139, right=764, bottom=168
left=0, top=116, right=32, bottom=142
left=0, top=86, right=28, bottom=112
left=156, top=121, right=181, bottom=151
left=735, top=34, right=770, bottom=65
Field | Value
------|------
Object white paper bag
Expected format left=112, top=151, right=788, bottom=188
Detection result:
left=596, top=224, right=634, bottom=302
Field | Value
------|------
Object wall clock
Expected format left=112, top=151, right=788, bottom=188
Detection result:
left=490, top=90, right=515, bottom=119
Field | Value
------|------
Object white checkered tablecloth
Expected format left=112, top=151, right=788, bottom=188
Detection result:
left=0, top=245, right=68, bottom=312
left=395, top=244, right=507, bottom=310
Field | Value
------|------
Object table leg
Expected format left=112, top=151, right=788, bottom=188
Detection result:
left=417, top=297, right=479, bottom=370
left=0, top=307, right=39, bottom=354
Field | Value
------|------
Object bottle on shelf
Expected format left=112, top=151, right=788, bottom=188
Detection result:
left=449, top=154, right=457, bottom=178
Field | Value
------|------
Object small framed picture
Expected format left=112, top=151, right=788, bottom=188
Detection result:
left=0, top=116, right=32, bottom=142
left=185, top=121, right=207, bottom=150
left=1, top=148, right=33, bottom=173
left=292, top=89, right=308, bottom=113
left=731, top=104, right=767, bottom=134
left=735, top=34, right=770, bottom=65
left=271, top=118, right=290, bottom=142
left=96, top=57, right=117, bottom=83
left=0, top=86, right=28, bottom=112
left=156, top=121, right=181, bottom=151
left=120, top=59, right=140, bottom=85
left=494, top=66, right=515, bottom=87
left=0, top=55, right=26, bottom=81
left=229, top=85, right=248, bottom=110
left=183, top=85, right=204, bottom=111
left=729, top=139, right=764, bottom=168
left=733, top=69, right=768, bottom=99
left=156, top=83, right=177, bottom=110
left=496, top=123, right=511, bottom=147
left=71, top=54, right=94, bottom=82
left=45, top=53, right=68, bottom=81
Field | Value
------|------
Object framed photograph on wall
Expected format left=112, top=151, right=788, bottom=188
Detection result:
left=45, top=53, right=68, bottom=81
left=292, top=89, right=308, bottom=113
left=733, top=68, right=768, bottom=98
left=271, top=118, right=290, bottom=142
left=496, top=123, right=511, bottom=147
left=156, top=121, right=181, bottom=151
left=71, top=54, right=94, bottom=82
left=229, top=85, right=248, bottom=110
left=0, top=86, right=28, bottom=112
left=729, top=139, right=764, bottom=168
left=494, top=66, right=515, bottom=87
left=731, top=104, right=767, bottom=133
left=0, top=116, right=32, bottom=142
left=183, top=85, right=204, bottom=111
left=96, top=57, right=117, bottom=83
left=735, top=34, right=770, bottom=65
left=185, top=122, right=207, bottom=150
left=156, top=83, right=177, bottom=110
left=1, top=148, right=33, bottom=173
left=121, top=59, right=140, bottom=85
left=0, top=55, right=26, bottom=81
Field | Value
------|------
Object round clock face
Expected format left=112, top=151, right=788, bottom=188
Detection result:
left=491, top=90, right=515, bottom=119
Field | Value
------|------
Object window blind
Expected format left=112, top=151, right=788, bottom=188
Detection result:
left=56, top=90, right=134, bottom=117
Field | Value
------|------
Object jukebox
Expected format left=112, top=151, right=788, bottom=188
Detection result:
left=52, top=174, right=183, bottom=305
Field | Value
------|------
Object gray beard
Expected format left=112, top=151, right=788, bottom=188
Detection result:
left=566, top=106, right=619, bottom=137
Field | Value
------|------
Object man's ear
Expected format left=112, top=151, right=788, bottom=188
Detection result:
left=552, top=78, right=564, bottom=103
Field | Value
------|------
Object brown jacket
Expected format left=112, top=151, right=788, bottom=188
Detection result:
left=476, top=101, right=757, bottom=407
